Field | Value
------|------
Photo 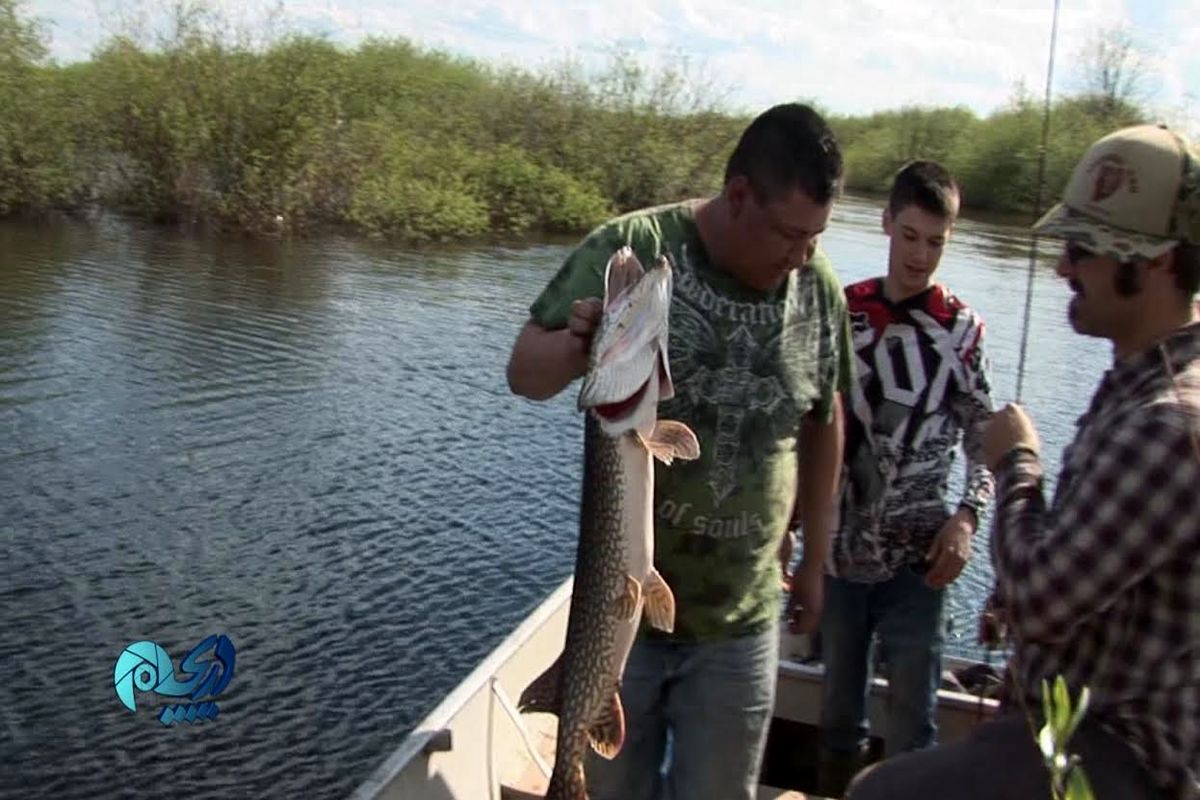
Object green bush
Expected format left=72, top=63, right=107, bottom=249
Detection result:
left=0, top=0, right=1156, bottom=238
left=0, top=0, right=90, bottom=213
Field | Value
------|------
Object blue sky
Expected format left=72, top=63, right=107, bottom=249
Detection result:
left=26, top=0, right=1199, bottom=129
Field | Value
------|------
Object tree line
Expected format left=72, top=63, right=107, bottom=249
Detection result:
left=0, top=0, right=1151, bottom=241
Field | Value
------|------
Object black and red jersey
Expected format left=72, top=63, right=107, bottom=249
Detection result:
left=830, top=278, right=995, bottom=582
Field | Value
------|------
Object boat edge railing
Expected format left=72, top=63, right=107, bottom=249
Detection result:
left=346, top=577, right=574, bottom=800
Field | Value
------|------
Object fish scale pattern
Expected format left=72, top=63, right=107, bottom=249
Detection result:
left=546, top=414, right=630, bottom=798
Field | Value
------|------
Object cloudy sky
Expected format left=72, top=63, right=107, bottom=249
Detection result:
left=26, top=0, right=1199, bottom=126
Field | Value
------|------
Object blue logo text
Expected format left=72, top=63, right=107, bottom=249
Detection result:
left=113, top=635, right=236, bottom=726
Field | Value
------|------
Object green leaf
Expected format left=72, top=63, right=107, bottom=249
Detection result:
left=1065, top=686, right=1090, bottom=742
left=1053, top=675, right=1072, bottom=736
left=1064, top=765, right=1096, bottom=800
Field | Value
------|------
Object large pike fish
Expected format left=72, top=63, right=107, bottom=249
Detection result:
left=518, top=247, right=700, bottom=800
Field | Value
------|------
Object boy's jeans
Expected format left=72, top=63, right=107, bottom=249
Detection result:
left=819, top=566, right=946, bottom=757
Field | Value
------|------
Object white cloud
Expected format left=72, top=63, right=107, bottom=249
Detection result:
left=26, top=0, right=1195, bottom=119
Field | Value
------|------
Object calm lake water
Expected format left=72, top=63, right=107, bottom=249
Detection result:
left=0, top=197, right=1110, bottom=798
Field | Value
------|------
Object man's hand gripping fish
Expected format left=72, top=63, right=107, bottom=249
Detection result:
left=518, top=247, right=700, bottom=800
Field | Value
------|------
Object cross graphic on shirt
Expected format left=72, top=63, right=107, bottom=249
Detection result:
left=676, top=325, right=787, bottom=504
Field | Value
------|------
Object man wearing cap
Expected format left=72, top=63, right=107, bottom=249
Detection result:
left=845, top=124, right=1200, bottom=799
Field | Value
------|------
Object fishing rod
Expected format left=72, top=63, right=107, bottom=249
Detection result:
left=969, top=0, right=1063, bottom=722
left=1013, top=0, right=1063, bottom=404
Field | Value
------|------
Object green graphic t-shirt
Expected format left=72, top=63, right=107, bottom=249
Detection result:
left=531, top=200, right=854, bottom=641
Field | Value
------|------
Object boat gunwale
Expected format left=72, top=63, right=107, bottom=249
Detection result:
left=777, top=656, right=1002, bottom=712
left=347, top=577, right=575, bottom=800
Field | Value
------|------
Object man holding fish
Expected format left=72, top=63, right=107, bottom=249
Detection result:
left=506, top=103, right=854, bottom=800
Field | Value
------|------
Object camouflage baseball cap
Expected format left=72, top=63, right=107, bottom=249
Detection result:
left=1033, top=123, right=1200, bottom=261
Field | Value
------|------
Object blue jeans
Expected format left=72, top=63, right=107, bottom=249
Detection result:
left=820, top=566, right=945, bottom=757
left=584, top=621, right=779, bottom=800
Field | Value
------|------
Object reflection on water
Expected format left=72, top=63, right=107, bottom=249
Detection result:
left=0, top=198, right=1110, bottom=798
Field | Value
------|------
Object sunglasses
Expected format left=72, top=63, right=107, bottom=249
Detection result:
left=1065, top=242, right=1098, bottom=265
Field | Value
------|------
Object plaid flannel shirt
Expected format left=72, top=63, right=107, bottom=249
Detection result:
left=992, top=322, right=1200, bottom=799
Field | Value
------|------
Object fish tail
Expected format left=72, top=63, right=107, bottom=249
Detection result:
left=545, top=762, right=588, bottom=800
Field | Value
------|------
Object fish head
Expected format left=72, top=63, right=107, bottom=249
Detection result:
left=578, top=247, right=675, bottom=437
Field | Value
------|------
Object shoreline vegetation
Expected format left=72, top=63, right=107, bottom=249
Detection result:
left=2, top=0, right=1152, bottom=243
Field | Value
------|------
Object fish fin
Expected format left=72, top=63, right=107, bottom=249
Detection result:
left=642, top=569, right=676, bottom=633
left=613, top=574, right=642, bottom=621
left=517, top=652, right=562, bottom=717
left=643, top=420, right=700, bottom=465
left=588, top=690, right=626, bottom=760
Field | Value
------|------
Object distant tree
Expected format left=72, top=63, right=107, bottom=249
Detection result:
left=1074, top=26, right=1149, bottom=118
left=0, top=0, right=46, bottom=66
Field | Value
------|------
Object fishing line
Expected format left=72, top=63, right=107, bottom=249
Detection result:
left=1013, top=0, right=1062, bottom=405
left=974, top=0, right=1063, bottom=730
